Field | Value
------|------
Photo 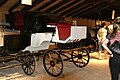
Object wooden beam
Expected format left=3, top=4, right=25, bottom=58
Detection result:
left=41, top=0, right=62, bottom=12
left=53, top=0, right=76, bottom=14
left=21, top=0, right=43, bottom=12
left=45, top=0, right=70, bottom=13
left=78, top=0, right=114, bottom=19
left=0, top=0, right=8, bottom=7
left=8, top=0, right=21, bottom=13
left=65, top=2, right=90, bottom=17
left=58, top=0, right=84, bottom=15
left=51, top=0, right=74, bottom=13
left=35, top=0, right=56, bottom=11
left=72, top=0, right=106, bottom=18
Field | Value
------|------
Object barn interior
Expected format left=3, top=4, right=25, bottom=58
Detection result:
left=0, top=0, right=120, bottom=80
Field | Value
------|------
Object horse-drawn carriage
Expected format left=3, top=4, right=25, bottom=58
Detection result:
left=0, top=11, right=90, bottom=77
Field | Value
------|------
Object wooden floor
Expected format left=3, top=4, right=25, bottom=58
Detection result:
left=0, top=52, right=119, bottom=80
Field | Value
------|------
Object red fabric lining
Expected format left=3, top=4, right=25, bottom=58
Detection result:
left=14, top=11, right=24, bottom=32
left=57, top=23, right=71, bottom=40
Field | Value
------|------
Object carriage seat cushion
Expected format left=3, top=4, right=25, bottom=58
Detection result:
left=57, top=23, right=71, bottom=40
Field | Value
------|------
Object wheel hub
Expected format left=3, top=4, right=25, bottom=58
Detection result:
left=78, top=54, right=82, bottom=59
left=50, top=60, right=55, bottom=67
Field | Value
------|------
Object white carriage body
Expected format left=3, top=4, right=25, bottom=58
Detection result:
left=24, top=33, right=53, bottom=51
left=48, top=25, right=87, bottom=43
left=24, top=24, right=87, bottom=51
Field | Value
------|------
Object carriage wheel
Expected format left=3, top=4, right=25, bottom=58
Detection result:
left=22, top=51, right=35, bottom=75
left=43, top=50, right=63, bottom=77
left=72, top=48, right=90, bottom=68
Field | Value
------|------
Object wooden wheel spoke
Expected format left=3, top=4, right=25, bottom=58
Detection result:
left=74, top=59, right=83, bottom=64
left=79, top=59, right=86, bottom=64
left=75, top=59, right=82, bottom=66
left=48, top=54, right=52, bottom=60
left=53, top=67, right=57, bottom=74
left=45, top=62, right=50, bottom=65
left=27, top=66, right=31, bottom=74
left=48, top=65, right=52, bottom=71
left=52, top=67, right=54, bottom=74
left=23, top=66, right=27, bottom=70
left=77, top=59, right=81, bottom=63
left=73, top=53, right=78, bottom=58
left=55, top=64, right=62, bottom=70
left=73, top=59, right=79, bottom=63
left=73, top=52, right=78, bottom=56
left=26, top=67, right=29, bottom=73
left=46, top=57, right=51, bottom=62
left=82, top=57, right=88, bottom=61
left=78, top=51, right=83, bottom=54
left=52, top=66, right=60, bottom=75
left=81, top=52, right=88, bottom=57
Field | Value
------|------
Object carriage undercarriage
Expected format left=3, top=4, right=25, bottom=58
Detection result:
left=0, top=41, right=90, bottom=77
left=43, top=46, right=89, bottom=77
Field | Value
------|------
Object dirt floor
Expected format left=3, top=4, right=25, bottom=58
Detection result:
left=0, top=52, right=119, bottom=80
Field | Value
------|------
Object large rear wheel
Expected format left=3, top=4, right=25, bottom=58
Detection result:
left=43, top=50, right=63, bottom=77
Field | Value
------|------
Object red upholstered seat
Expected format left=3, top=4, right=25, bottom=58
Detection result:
left=57, top=23, right=71, bottom=40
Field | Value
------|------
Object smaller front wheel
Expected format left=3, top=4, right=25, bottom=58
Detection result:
left=22, top=51, right=35, bottom=75
left=43, top=50, right=63, bottom=77
left=72, top=48, right=90, bottom=68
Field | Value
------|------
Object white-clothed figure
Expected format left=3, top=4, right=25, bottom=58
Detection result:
left=97, top=22, right=107, bottom=59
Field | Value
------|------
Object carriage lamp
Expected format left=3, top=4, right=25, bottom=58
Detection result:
left=21, top=0, right=32, bottom=5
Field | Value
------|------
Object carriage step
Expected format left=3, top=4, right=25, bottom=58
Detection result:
left=0, top=63, right=22, bottom=70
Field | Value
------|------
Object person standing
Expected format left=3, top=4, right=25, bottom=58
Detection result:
left=97, top=22, right=108, bottom=59
left=102, top=17, right=120, bottom=80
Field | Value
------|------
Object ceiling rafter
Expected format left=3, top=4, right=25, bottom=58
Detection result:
left=65, top=2, right=93, bottom=17
left=41, top=0, right=62, bottom=12
left=51, top=0, right=74, bottom=13
left=29, top=0, right=50, bottom=11
left=58, top=0, right=85, bottom=16
left=67, top=0, right=110, bottom=18
left=60, top=1, right=87, bottom=17
left=53, top=0, right=82, bottom=14
left=8, top=0, right=20, bottom=13
left=36, top=0, right=56, bottom=11
left=80, top=0, right=114, bottom=20
left=0, top=0, right=8, bottom=7
left=45, top=0, right=70, bottom=13
left=72, top=0, right=108, bottom=18
left=21, top=0, right=43, bottom=12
